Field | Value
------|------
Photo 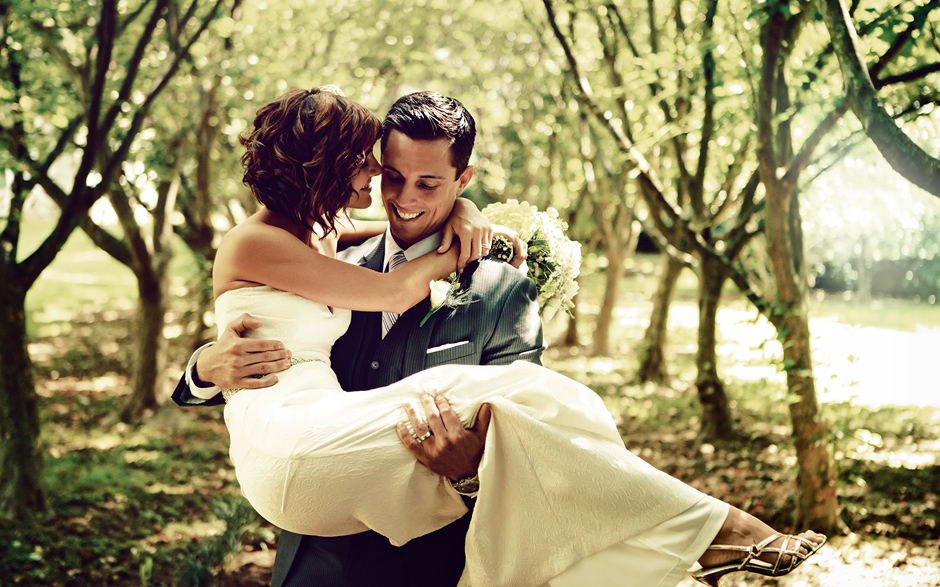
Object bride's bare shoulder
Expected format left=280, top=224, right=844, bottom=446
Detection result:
left=219, top=213, right=303, bottom=251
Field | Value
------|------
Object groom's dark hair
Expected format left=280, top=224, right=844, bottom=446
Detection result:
left=382, top=92, right=475, bottom=178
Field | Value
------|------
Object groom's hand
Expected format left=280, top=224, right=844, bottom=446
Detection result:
left=397, top=395, right=491, bottom=481
left=194, top=313, right=292, bottom=389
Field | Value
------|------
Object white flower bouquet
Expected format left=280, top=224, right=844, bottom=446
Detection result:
left=483, top=199, right=582, bottom=319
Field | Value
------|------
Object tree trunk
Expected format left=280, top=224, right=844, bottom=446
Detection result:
left=694, top=254, right=735, bottom=441
left=778, top=311, right=841, bottom=530
left=187, top=257, right=216, bottom=352
left=755, top=7, right=842, bottom=534
left=110, top=147, right=181, bottom=425
left=592, top=245, right=624, bottom=356
left=637, top=252, right=683, bottom=383
left=188, top=83, right=222, bottom=350
left=855, top=236, right=871, bottom=301
left=764, top=181, right=842, bottom=532
left=562, top=311, right=579, bottom=347
left=119, top=263, right=170, bottom=423
left=0, top=283, right=46, bottom=519
left=560, top=276, right=581, bottom=347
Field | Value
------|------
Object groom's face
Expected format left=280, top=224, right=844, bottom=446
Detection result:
left=380, top=130, right=473, bottom=248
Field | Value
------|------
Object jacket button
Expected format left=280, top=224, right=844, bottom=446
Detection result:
left=370, top=361, right=380, bottom=370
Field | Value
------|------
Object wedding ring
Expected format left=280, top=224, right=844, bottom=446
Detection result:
left=414, top=431, right=433, bottom=444
left=482, top=243, right=492, bottom=249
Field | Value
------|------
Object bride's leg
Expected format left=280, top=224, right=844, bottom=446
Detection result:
left=697, top=506, right=825, bottom=570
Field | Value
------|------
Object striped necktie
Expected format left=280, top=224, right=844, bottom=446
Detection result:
left=381, top=250, right=408, bottom=338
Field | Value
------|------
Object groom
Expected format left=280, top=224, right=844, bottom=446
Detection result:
left=171, top=91, right=544, bottom=587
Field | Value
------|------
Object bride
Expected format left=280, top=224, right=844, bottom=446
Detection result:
left=191, top=87, right=824, bottom=587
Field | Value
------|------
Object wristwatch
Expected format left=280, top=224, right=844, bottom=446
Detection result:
left=450, top=473, right=480, bottom=495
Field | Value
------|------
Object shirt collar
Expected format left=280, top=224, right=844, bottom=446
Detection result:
left=383, top=227, right=443, bottom=269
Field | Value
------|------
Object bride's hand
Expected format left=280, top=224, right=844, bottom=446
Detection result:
left=491, top=224, right=527, bottom=269
left=438, top=198, right=493, bottom=272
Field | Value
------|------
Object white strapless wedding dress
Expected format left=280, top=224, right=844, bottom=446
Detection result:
left=218, top=287, right=726, bottom=587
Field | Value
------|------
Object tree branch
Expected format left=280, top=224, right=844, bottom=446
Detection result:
left=100, top=0, right=227, bottom=201
left=691, top=0, right=719, bottom=221
left=876, top=62, right=940, bottom=87
left=868, top=0, right=940, bottom=81
left=541, top=0, right=680, bottom=238
left=98, top=0, right=171, bottom=154
left=818, top=0, right=940, bottom=196
left=19, top=0, right=118, bottom=288
left=783, top=103, right=849, bottom=185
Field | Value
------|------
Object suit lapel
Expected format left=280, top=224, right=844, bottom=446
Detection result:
left=384, top=261, right=481, bottom=378
left=360, top=238, right=386, bottom=272
left=382, top=296, right=440, bottom=378
left=357, top=237, right=385, bottom=338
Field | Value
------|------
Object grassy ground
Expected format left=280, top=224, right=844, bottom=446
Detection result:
left=2, top=239, right=939, bottom=586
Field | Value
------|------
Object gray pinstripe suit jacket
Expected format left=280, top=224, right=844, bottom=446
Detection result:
left=273, top=234, right=544, bottom=587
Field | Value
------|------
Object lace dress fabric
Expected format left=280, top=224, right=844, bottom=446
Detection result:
left=217, top=287, right=716, bottom=587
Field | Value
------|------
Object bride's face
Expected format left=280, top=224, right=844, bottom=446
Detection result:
left=346, top=149, right=381, bottom=210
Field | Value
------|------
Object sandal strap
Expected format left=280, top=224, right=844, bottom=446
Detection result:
left=704, top=533, right=816, bottom=573
left=693, top=533, right=826, bottom=585
left=702, top=544, right=758, bottom=554
left=749, top=533, right=814, bottom=573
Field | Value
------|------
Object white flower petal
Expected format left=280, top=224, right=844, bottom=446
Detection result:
left=429, top=280, right=450, bottom=308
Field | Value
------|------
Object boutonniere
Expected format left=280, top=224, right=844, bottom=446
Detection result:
left=420, top=273, right=476, bottom=327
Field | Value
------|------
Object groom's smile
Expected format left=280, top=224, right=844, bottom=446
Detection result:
left=381, top=130, right=474, bottom=249
left=391, top=204, right=423, bottom=221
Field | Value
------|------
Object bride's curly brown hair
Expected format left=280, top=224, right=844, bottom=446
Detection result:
left=239, top=88, right=382, bottom=235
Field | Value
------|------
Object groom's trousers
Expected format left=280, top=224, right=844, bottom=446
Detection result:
left=272, top=505, right=473, bottom=587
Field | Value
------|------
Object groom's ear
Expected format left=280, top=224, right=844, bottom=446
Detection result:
left=455, top=165, right=474, bottom=196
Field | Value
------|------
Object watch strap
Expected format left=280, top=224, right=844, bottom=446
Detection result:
left=449, top=473, right=480, bottom=495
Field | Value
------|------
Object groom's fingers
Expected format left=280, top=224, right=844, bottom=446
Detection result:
left=471, top=403, right=492, bottom=439
left=433, top=395, right=464, bottom=434
left=422, top=393, right=445, bottom=432
left=235, top=343, right=290, bottom=359
left=396, top=395, right=486, bottom=481
left=196, top=313, right=292, bottom=389
left=225, top=312, right=264, bottom=336
left=396, top=423, right=419, bottom=450
left=404, top=400, right=431, bottom=436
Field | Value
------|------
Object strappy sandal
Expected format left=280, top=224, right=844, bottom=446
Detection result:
left=691, top=532, right=826, bottom=586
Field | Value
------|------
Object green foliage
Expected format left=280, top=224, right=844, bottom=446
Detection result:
left=177, top=497, right=260, bottom=587
left=0, top=361, right=271, bottom=585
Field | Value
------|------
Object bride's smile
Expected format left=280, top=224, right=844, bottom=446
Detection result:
left=347, top=151, right=381, bottom=209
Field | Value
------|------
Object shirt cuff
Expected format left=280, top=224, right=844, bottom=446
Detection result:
left=185, top=342, right=222, bottom=400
